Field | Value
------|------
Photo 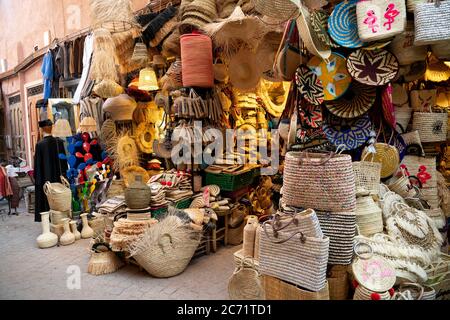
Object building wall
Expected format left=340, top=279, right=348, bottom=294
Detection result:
left=0, top=0, right=148, bottom=165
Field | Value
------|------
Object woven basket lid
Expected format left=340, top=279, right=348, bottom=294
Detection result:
left=352, top=242, right=396, bottom=293
left=310, top=10, right=339, bottom=48
left=328, top=0, right=364, bottom=48
left=347, top=49, right=399, bottom=86
left=307, top=52, right=351, bottom=101
left=325, top=81, right=376, bottom=119
left=295, top=65, right=324, bottom=106
left=323, top=112, right=373, bottom=151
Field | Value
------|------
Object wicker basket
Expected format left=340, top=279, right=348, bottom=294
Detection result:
left=228, top=257, right=265, bottom=300
left=412, top=111, right=448, bottom=143
left=353, top=285, right=392, bottom=300
left=283, top=151, right=356, bottom=212
left=263, top=275, right=330, bottom=300
left=414, top=0, right=450, bottom=45
left=259, top=217, right=329, bottom=292
left=107, top=179, right=125, bottom=198
left=43, top=176, right=72, bottom=213
left=362, top=143, right=400, bottom=179
left=234, top=249, right=260, bottom=270
left=388, top=175, right=417, bottom=198
left=327, top=265, right=350, bottom=300
left=50, top=209, right=70, bottom=225
left=353, top=155, right=382, bottom=195
left=355, top=195, right=383, bottom=237
left=125, top=180, right=151, bottom=209
left=411, top=89, right=437, bottom=112
left=228, top=221, right=245, bottom=246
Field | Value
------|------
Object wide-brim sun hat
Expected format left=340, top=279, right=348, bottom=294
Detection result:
left=255, top=31, right=284, bottom=82
left=307, top=52, right=351, bottom=101
left=228, top=48, right=261, bottom=91
left=325, top=81, right=376, bottom=119
left=253, top=0, right=299, bottom=21
left=347, top=49, right=399, bottom=86
left=295, top=2, right=331, bottom=61
left=328, top=0, right=365, bottom=49
left=103, top=94, right=137, bottom=121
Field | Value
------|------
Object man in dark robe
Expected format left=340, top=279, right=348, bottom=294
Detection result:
left=34, top=120, right=68, bottom=222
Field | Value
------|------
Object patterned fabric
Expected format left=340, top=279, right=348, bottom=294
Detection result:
left=347, top=49, right=399, bottom=86
left=323, top=112, right=373, bottom=151
left=325, top=82, right=376, bottom=119
left=382, top=84, right=396, bottom=128
left=310, top=10, right=340, bottom=48
left=308, top=53, right=351, bottom=101
left=328, top=0, right=364, bottom=48
left=295, top=66, right=324, bottom=106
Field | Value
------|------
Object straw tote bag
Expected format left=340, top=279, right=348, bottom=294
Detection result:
left=44, top=176, right=72, bottom=213
left=271, top=208, right=324, bottom=238
left=410, top=89, right=437, bottom=112
left=263, top=275, right=330, bottom=300
left=414, top=0, right=450, bottom=45
left=316, top=211, right=356, bottom=265
left=353, top=152, right=382, bottom=196
left=259, top=215, right=330, bottom=292
left=228, top=257, right=265, bottom=300
left=282, top=150, right=356, bottom=212
left=356, top=0, right=406, bottom=42
left=412, top=110, right=448, bottom=143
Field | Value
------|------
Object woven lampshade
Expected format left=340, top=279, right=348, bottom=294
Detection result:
left=138, top=67, right=160, bottom=91
left=79, top=117, right=98, bottom=133
left=53, top=119, right=73, bottom=138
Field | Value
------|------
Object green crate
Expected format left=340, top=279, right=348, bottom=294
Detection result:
left=205, top=168, right=257, bottom=192
left=151, top=198, right=193, bottom=219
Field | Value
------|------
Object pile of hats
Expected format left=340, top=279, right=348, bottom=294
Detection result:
left=179, top=0, right=218, bottom=32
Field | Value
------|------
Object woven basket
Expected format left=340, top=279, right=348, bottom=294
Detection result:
left=356, top=0, right=406, bottom=42
left=328, top=265, right=350, bottom=300
left=389, top=20, right=428, bottom=65
left=228, top=221, right=245, bottom=246
left=395, top=104, right=412, bottom=132
left=253, top=0, right=299, bottom=21
left=361, top=144, right=400, bottom=179
left=106, top=179, right=125, bottom=198
left=412, top=112, right=448, bottom=143
left=353, top=285, right=392, bottom=300
left=233, top=249, right=260, bottom=270
left=414, top=0, right=450, bottom=45
left=283, top=151, right=356, bottom=212
left=228, top=257, right=265, bottom=300
left=407, top=0, right=427, bottom=12
left=180, top=33, right=214, bottom=88
left=50, top=209, right=70, bottom=225
left=316, top=211, right=356, bottom=265
left=399, top=155, right=437, bottom=188
left=411, top=89, right=437, bottom=112
left=388, top=175, right=417, bottom=198
left=271, top=208, right=324, bottom=238
left=263, top=275, right=330, bottom=300
left=43, top=176, right=72, bottom=213
left=355, top=195, right=383, bottom=237
left=259, top=217, right=329, bottom=292
left=353, top=155, right=382, bottom=196
left=125, top=180, right=151, bottom=209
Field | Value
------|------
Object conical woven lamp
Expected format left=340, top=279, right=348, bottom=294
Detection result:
left=138, top=67, right=160, bottom=91
left=53, top=119, right=73, bottom=138
left=78, top=117, right=98, bottom=133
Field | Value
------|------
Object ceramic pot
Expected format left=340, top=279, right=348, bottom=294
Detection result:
left=80, top=213, right=94, bottom=239
left=70, top=221, right=81, bottom=240
left=60, top=218, right=75, bottom=246
left=36, top=212, right=58, bottom=249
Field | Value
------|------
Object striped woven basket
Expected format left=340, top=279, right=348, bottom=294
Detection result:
left=259, top=218, right=329, bottom=292
left=316, top=211, right=356, bottom=265
left=282, top=151, right=356, bottom=212
left=355, top=195, right=383, bottom=237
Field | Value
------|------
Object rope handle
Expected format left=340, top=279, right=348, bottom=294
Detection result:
left=61, top=176, right=70, bottom=188
left=43, top=181, right=51, bottom=196
left=234, top=256, right=259, bottom=276
left=158, top=233, right=174, bottom=254
left=399, top=283, right=425, bottom=300
left=354, top=242, right=374, bottom=260
left=262, top=219, right=307, bottom=244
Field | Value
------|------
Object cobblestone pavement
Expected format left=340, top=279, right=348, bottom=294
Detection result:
left=0, top=201, right=238, bottom=300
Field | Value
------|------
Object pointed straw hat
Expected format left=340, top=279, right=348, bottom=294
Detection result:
left=228, top=49, right=261, bottom=91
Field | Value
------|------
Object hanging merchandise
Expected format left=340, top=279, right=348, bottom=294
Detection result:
left=425, top=54, right=450, bottom=82
left=414, top=0, right=450, bottom=46
left=256, top=31, right=285, bottom=82
left=310, top=10, right=340, bottom=49
left=228, top=48, right=261, bottom=91
left=180, top=33, right=214, bottom=88
left=308, top=52, right=351, bottom=101
left=389, top=20, right=428, bottom=66
left=346, top=49, right=399, bottom=86
left=382, top=84, right=396, bottom=128
left=295, top=2, right=331, bottom=61
left=130, top=41, right=149, bottom=69
left=392, top=84, right=412, bottom=132
left=355, top=194, right=384, bottom=237
left=253, top=0, right=299, bottom=21
left=362, top=142, right=400, bottom=179
left=115, top=135, right=140, bottom=172
left=324, top=82, right=376, bottom=119
left=93, top=79, right=125, bottom=99
left=322, top=113, right=373, bottom=151
left=53, top=119, right=73, bottom=138
left=138, top=66, right=160, bottom=91
left=135, top=123, right=157, bottom=154
left=259, top=210, right=330, bottom=292
left=179, top=0, right=218, bottom=31
left=431, top=40, right=450, bottom=60
left=90, top=28, right=119, bottom=83
left=78, top=117, right=98, bottom=133
left=353, top=154, right=382, bottom=195
left=283, top=151, right=356, bottom=212
left=274, top=19, right=303, bottom=82
left=328, top=0, right=365, bottom=48
left=294, top=65, right=324, bottom=106
left=356, top=0, right=406, bottom=42
left=412, top=110, right=448, bottom=143
left=410, top=89, right=437, bottom=112
left=400, top=130, right=424, bottom=156
left=102, top=94, right=137, bottom=122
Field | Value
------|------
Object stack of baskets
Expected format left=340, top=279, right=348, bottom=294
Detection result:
left=355, top=194, right=383, bottom=237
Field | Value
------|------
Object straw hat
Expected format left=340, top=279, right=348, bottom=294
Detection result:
left=253, top=0, right=299, bottom=21
left=103, top=94, right=137, bottom=121
left=149, top=17, right=179, bottom=48
left=135, top=122, right=157, bottom=154
left=53, top=119, right=73, bottom=138
left=295, top=3, right=331, bottom=60
left=93, top=79, right=124, bottom=99
left=228, top=49, right=261, bottom=91
left=180, top=0, right=217, bottom=30
left=425, top=54, right=450, bottom=82
left=79, top=117, right=98, bottom=133
left=202, top=6, right=267, bottom=53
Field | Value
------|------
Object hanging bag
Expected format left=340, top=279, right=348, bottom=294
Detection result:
left=274, top=19, right=303, bottom=81
left=43, top=176, right=72, bottom=213
left=414, top=0, right=450, bottom=45
left=357, top=0, right=407, bottom=42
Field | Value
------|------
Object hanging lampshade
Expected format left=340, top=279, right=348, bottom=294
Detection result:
left=53, top=119, right=73, bottom=138
left=78, top=117, right=98, bottom=133
left=138, top=67, right=159, bottom=91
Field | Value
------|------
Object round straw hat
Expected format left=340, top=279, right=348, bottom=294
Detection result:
left=228, top=49, right=261, bottom=91
left=296, top=3, right=331, bottom=61
left=256, top=31, right=284, bottom=82
left=254, top=0, right=299, bottom=21
left=103, top=94, right=137, bottom=121
left=325, top=82, right=376, bottom=118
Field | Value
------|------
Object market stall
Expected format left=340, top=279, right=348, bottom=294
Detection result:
left=35, top=0, right=449, bottom=300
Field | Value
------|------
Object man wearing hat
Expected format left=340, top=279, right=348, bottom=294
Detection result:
left=34, top=119, right=68, bottom=222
